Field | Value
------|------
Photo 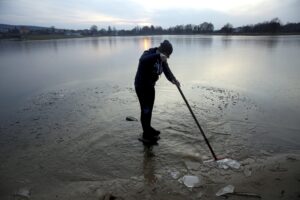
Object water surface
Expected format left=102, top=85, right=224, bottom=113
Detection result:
left=1, top=35, right=299, bottom=129
left=1, top=35, right=300, bottom=199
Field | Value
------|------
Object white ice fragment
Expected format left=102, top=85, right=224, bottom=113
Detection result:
left=216, top=185, right=235, bottom=196
left=14, top=188, right=31, bottom=199
left=180, top=175, right=201, bottom=188
left=217, top=158, right=241, bottom=169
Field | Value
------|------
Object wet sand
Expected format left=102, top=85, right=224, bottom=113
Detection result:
left=0, top=80, right=299, bottom=199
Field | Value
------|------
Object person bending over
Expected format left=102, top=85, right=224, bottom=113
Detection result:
left=134, top=40, right=180, bottom=144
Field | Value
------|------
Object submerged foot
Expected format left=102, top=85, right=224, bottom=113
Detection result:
left=138, top=137, right=158, bottom=146
left=150, top=127, right=161, bottom=137
left=138, top=133, right=159, bottom=145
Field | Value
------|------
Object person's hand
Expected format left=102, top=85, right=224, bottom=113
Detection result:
left=173, top=79, right=180, bottom=87
left=160, top=53, right=167, bottom=62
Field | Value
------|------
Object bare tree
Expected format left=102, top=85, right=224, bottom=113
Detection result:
left=90, top=25, right=98, bottom=35
left=220, top=23, right=233, bottom=34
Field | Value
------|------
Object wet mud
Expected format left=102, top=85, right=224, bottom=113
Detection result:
left=0, top=81, right=299, bottom=199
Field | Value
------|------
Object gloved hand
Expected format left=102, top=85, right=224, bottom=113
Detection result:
left=160, top=53, right=167, bottom=62
left=172, top=79, right=180, bottom=87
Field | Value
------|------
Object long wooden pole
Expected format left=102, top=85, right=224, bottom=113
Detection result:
left=176, top=84, right=218, bottom=160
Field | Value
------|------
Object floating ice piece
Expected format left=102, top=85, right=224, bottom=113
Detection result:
left=217, top=158, right=241, bottom=169
left=14, top=188, right=31, bottom=199
left=216, top=185, right=235, bottom=196
left=180, top=175, right=201, bottom=188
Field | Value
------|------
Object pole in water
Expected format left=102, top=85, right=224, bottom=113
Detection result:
left=176, top=84, right=218, bottom=160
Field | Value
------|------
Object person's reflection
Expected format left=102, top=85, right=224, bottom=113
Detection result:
left=143, top=146, right=157, bottom=185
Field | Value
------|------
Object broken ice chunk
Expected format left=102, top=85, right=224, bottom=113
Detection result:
left=180, top=175, right=202, bottom=188
left=216, top=185, right=235, bottom=196
left=217, top=158, right=241, bottom=169
left=14, top=188, right=31, bottom=199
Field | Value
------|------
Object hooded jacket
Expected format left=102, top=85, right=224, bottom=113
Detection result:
left=134, top=47, right=176, bottom=87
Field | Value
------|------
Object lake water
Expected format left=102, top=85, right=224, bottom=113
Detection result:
left=1, top=35, right=300, bottom=199
left=1, top=35, right=300, bottom=127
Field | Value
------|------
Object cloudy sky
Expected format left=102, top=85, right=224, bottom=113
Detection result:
left=0, top=0, right=299, bottom=29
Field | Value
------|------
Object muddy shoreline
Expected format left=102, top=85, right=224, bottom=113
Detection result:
left=0, top=82, right=299, bottom=199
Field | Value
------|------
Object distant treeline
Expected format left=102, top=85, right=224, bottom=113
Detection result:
left=1, top=18, right=300, bottom=40
left=223, top=18, right=300, bottom=34
left=87, top=18, right=300, bottom=35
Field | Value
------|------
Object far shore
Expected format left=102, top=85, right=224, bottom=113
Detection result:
left=1, top=32, right=300, bottom=41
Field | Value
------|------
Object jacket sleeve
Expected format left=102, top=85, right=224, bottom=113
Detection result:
left=162, top=61, right=176, bottom=83
left=139, top=51, right=160, bottom=64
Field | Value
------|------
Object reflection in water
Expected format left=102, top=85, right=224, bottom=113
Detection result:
left=261, top=36, right=279, bottom=49
left=143, top=37, right=151, bottom=50
left=172, top=35, right=213, bottom=49
left=221, top=36, right=232, bottom=48
left=226, top=35, right=280, bottom=49
left=198, top=37, right=213, bottom=47
left=135, top=36, right=165, bottom=50
left=0, top=35, right=300, bottom=127
left=108, top=37, right=117, bottom=49
left=52, top=40, right=58, bottom=53
left=91, top=37, right=99, bottom=50
left=220, top=35, right=280, bottom=49
left=143, top=146, right=157, bottom=185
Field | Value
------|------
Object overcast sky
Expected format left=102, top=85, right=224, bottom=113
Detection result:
left=0, top=0, right=299, bottom=29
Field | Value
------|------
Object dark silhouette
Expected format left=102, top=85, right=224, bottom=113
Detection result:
left=1, top=18, right=300, bottom=39
left=135, top=40, right=180, bottom=145
left=237, top=18, right=282, bottom=34
left=90, top=25, right=98, bottom=35
left=219, top=23, right=234, bottom=34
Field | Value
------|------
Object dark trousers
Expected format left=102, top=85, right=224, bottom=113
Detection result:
left=135, top=86, right=155, bottom=136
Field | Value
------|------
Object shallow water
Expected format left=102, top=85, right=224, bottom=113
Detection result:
left=0, top=35, right=300, bottom=199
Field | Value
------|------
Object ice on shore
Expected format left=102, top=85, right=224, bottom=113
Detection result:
left=217, top=158, right=241, bottom=169
left=14, top=188, right=31, bottom=199
left=216, top=185, right=235, bottom=196
left=179, top=175, right=202, bottom=188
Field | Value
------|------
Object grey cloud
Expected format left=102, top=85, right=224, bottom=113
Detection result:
left=151, top=9, right=233, bottom=29
left=77, top=0, right=147, bottom=19
left=0, top=0, right=147, bottom=28
left=151, top=0, right=300, bottom=30
left=0, top=0, right=299, bottom=29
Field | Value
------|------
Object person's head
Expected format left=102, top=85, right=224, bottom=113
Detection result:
left=158, top=40, right=173, bottom=58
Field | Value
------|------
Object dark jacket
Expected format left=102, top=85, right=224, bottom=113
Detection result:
left=134, top=47, right=176, bottom=87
